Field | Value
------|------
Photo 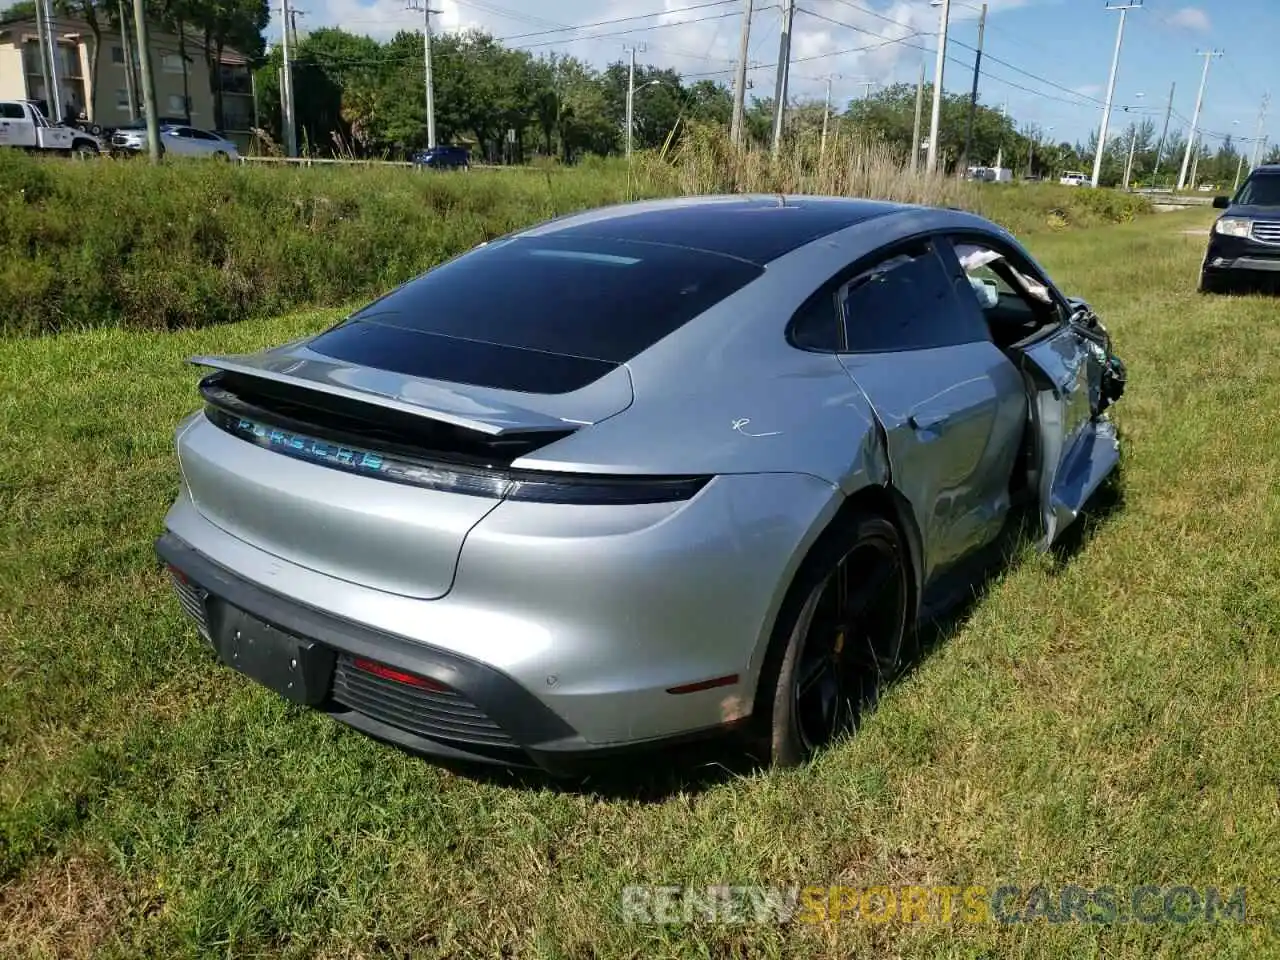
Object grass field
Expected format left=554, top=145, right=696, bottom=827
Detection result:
left=2, top=207, right=1277, bottom=958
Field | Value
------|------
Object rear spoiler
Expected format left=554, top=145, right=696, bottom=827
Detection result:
left=189, top=353, right=576, bottom=437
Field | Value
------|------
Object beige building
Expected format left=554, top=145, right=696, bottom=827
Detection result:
left=0, top=15, right=254, bottom=145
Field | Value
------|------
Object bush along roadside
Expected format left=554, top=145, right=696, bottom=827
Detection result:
left=0, top=149, right=1151, bottom=337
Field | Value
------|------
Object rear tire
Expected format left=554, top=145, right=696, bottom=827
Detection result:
left=71, top=140, right=98, bottom=159
left=756, top=511, right=911, bottom=767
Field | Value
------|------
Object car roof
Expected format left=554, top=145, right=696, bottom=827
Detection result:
left=520, top=195, right=907, bottom=265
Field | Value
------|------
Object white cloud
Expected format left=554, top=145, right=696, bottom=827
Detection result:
left=1167, top=6, right=1211, bottom=32
left=275, top=0, right=1048, bottom=106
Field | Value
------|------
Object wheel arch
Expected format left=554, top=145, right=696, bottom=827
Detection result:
left=745, top=480, right=924, bottom=724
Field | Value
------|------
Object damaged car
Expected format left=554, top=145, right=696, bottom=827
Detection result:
left=155, top=196, right=1127, bottom=772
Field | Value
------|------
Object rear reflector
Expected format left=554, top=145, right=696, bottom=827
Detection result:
left=666, top=674, right=739, bottom=695
left=351, top=657, right=450, bottom=692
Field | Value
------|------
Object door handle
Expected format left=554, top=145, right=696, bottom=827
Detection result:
left=908, top=412, right=948, bottom=433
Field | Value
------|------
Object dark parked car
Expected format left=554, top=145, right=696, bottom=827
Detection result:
left=412, top=144, right=469, bottom=170
left=1201, top=165, right=1280, bottom=293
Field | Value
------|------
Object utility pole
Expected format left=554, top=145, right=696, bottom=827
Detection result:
left=1091, top=1, right=1142, bottom=189
left=1151, top=80, right=1174, bottom=183
left=39, top=0, right=62, bottom=121
left=770, top=0, right=795, bottom=155
left=1124, top=125, right=1138, bottom=189
left=289, top=8, right=306, bottom=48
left=820, top=74, right=833, bottom=161
left=1251, top=92, right=1270, bottom=170
left=117, top=0, right=138, bottom=120
left=423, top=2, right=436, bottom=148
left=1177, top=49, right=1221, bottom=190
left=279, top=0, right=297, bottom=156
left=131, top=0, right=159, bottom=161
left=960, top=1, right=986, bottom=175
left=730, top=0, right=753, bottom=145
left=911, top=59, right=925, bottom=174
left=1234, top=148, right=1247, bottom=190
left=406, top=0, right=437, bottom=149
left=926, top=0, right=950, bottom=173
left=624, top=43, right=646, bottom=158
left=1189, top=137, right=1201, bottom=188
left=32, top=0, right=53, bottom=117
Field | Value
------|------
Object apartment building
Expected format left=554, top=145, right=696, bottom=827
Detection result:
left=0, top=15, right=255, bottom=146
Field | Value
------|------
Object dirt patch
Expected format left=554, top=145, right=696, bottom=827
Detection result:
left=0, top=854, right=138, bottom=959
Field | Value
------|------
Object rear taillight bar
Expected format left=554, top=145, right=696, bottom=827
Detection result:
left=205, top=407, right=710, bottom=506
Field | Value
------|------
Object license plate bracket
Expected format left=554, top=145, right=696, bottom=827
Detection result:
left=214, top=606, right=335, bottom=706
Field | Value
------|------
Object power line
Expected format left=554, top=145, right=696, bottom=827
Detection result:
left=796, top=7, right=1099, bottom=112
left=948, top=38, right=1105, bottom=108
left=296, top=9, right=749, bottom=66
left=680, top=29, right=921, bottom=79
left=499, top=0, right=742, bottom=42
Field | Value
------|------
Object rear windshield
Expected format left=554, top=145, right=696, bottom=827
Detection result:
left=311, top=235, right=763, bottom=367
left=1235, top=174, right=1280, bottom=206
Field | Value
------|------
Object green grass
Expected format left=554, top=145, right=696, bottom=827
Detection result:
left=2, top=209, right=1277, bottom=958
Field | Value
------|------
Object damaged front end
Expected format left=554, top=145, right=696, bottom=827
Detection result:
left=1019, top=298, right=1126, bottom=547
left=1067, top=297, right=1127, bottom=417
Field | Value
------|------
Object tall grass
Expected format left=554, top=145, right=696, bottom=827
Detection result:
left=667, top=123, right=972, bottom=206
left=0, top=132, right=1150, bottom=337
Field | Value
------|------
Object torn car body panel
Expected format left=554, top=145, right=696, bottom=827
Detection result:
left=1014, top=300, right=1125, bottom=547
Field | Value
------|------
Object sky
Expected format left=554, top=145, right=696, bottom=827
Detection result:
left=271, top=0, right=1278, bottom=154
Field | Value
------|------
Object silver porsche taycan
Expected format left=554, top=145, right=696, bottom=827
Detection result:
left=156, top=195, right=1126, bottom=771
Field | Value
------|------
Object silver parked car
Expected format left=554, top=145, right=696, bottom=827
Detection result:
left=156, top=196, right=1126, bottom=771
left=111, top=123, right=239, bottom=159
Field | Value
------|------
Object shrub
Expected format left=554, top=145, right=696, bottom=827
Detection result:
left=0, top=145, right=1150, bottom=337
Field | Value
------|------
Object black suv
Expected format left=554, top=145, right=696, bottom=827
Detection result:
left=1201, top=165, right=1280, bottom=293
left=411, top=145, right=470, bottom=170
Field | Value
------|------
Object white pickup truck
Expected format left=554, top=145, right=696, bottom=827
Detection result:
left=0, top=100, right=101, bottom=156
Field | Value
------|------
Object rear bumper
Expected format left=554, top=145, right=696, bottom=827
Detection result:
left=157, top=531, right=739, bottom=773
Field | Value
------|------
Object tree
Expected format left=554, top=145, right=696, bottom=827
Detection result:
left=0, top=1, right=37, bottom=22
left=55, top=0, right=109, bottom=120
left=841, top=82, right=1027, bottom=172
left=197, top=0, right=268, bottom=130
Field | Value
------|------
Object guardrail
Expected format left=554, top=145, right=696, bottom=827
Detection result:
left=238, top=156, right=414, bottom=167
left=1133, top=189, right=1215, bottom=206
left=237, top=156, right=500, bottom=170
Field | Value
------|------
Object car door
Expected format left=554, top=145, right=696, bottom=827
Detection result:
left=188, top=128, right=224, bottom=156
left=946, top=234, right=1122, bottom=547
left=832, top=237, right=1027, bottom=583
left=0, top=102, right=37, bottom=147
left=163, top=127, right=196, bottom=155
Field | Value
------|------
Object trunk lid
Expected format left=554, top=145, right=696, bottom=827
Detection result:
left=179, top=344, right=633, bottom=600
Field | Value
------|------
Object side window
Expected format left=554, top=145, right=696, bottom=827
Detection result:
left=0, top=103, right=26, bottom=119
left=949, top=238, right=1063, bottom=347
left=790, top=290, right=841, bottom=351
left=839, top=241, right=980, bottom=353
